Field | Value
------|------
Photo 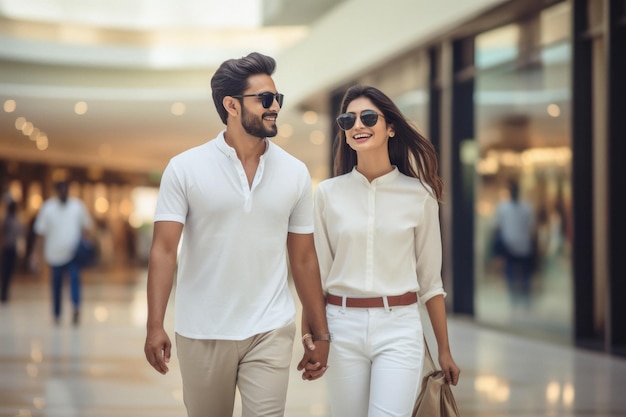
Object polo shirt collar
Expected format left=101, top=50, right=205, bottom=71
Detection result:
left=215, top=130, right=270, bottom=160
left=350, top=166, right=399, bottom=185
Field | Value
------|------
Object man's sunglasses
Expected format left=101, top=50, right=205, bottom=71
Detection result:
left=231, top=92, right=284, bottom=109
left=336, top=109, right=385, bottom=130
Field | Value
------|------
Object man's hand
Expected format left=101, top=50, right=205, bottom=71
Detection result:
left=297, top=334, right=329, bottom=381
left=144, top=327, right=171, bottom=375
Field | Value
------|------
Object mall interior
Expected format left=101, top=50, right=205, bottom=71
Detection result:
left=1, top=0, right=626, bottom=416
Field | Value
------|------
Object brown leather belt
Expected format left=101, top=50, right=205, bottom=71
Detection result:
left=326, top=292, right=418, bottom=308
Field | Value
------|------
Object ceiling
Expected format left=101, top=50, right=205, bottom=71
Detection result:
left=0, top=0, right=510, bottom=184
left=0, top=0, right=343, bottom=179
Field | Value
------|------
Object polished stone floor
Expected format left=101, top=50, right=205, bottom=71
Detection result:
left=1, top=267, right=625, bottom=417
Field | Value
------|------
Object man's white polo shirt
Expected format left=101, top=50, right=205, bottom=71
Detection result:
left=34, top=197, right=92, bottom=266
left=154, top=131, right=314, bottom=340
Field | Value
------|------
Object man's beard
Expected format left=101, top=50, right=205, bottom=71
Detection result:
left=241, top=106, right=277, bottom=139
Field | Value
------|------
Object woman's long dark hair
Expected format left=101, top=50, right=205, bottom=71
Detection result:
left=333, top=85, right=443, bottom=201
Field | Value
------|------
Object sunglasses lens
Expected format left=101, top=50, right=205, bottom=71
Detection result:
left=261, top=93, right=284, bottom=108
left=261, top=93, right=273, bottom=108
left=337, top=111, right=381, bottom=130
left=336, top=114, right=356, bottom=130
left=360, top=110, right=379, bottom=127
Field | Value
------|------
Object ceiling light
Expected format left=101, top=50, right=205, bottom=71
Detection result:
left=75, top=101, right=88, bottom=115
left=29, top=127, right=40, bottom=141
left=279, top=123, right=293, bottom=137
left=309, top=130, right=325, bottom=145
left=36, top=134, right=49, bottom=150
left=22, top=122, right=34, bottom=136
left=15, top=116, right=26, bottom=130
left=3, top=99, right=16, bottom=112
left=547, top=103, right=560, bottom=117
left=171, top=102, right=186, bottom=116
left=302, top=111, right=318, bottom=125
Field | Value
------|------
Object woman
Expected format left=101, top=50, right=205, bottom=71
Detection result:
left=308, top=85, right=460, bottom=416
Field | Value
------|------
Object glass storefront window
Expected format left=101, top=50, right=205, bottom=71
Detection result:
left=358, top=51, right=430, bottom=138
left=475, top=24, right=520, bottom=69
left=394, top=89, right=429, bottom=137
left=473, top=3, right=573, bottom=342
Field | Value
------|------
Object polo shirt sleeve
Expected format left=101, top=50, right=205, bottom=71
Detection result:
left=154, top=160, right=188, bottom=225
left=287, top=167, right=314, bottom=234
left=33, top=203, right=49, bottom=235
left=415, top=195, right=446, bottom=304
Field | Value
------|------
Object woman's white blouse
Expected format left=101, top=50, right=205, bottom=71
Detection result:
left=313, top=167, right=446, bottom=304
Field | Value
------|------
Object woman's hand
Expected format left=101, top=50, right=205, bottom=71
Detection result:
left=297, top=333, right=329, bottom=380
left=438, top=350, right=460, bottom=386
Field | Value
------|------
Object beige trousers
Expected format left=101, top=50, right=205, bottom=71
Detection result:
left=176, top=322, right=296, bottom=417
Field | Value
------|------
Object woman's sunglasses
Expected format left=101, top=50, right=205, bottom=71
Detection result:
left=336, top=109, right=384, bottom=130
left=231, top=92, right=284, bottom=109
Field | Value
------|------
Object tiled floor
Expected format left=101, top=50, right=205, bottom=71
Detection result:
left=1, top=267, right=625, bottom=417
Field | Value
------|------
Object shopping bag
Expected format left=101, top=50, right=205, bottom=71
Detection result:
left=412, top=337, right=460, bottom=417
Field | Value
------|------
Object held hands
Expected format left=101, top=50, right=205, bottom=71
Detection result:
left=297, top=333, right=330, bottom=381
left=144, top=327, right=171, bottom=375
left=438, top=350, right=460, bottom=386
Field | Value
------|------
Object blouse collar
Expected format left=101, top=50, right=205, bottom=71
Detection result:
left=350, top=166, right=399, bottom=186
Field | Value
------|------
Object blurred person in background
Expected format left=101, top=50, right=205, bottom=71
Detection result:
left=143, top=52, right=329, bottom=417
left=1, top=199, right=24, bottom=303
left=308, top=85, right=459, bottom=417
left=495, top=179, right=535, bottom=308
left=30, top=180, right=93, bottom=325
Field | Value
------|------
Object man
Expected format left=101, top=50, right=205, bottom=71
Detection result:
left=495, top=180, right=535, bottom=307
left=31, top=180, right=93, bottom=324
left=144, top=52, right=330, bottom=417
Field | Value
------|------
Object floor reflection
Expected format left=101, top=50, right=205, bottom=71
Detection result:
left=0, top=267, right=625, bottom=417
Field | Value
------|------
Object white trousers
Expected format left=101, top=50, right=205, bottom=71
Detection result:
left=325, top=302, right=424, bottom=417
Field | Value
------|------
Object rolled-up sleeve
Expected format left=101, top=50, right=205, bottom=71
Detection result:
left=313, top=184, right=333, bottom=290
left=415, top=195, right=446, bottom=304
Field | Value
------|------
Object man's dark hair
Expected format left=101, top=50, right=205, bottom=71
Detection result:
left=54, top=180, right=69, bottom=191
left=54, top=180, right=70, bottom=203
left=210, top=52, right=277, bottom=124
left=509, top=180, right=520, bottom=201
left=6, top=199, right=17, bottom=215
